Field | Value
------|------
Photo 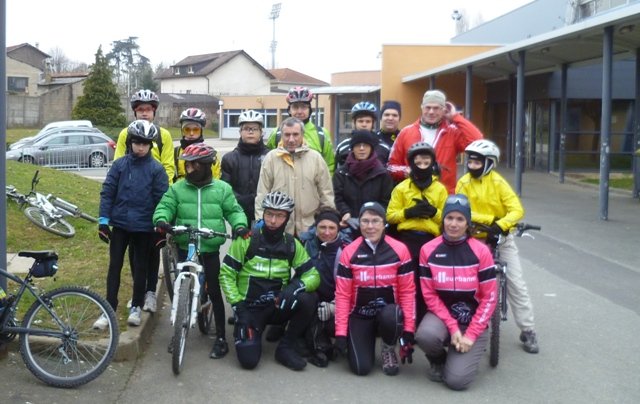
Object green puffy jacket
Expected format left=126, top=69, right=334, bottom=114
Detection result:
left=153, top=179, right=247, bottom=253
left=219, top=230, right=320, bottom=306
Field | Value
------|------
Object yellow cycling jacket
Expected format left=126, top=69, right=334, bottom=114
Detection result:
left=455, top=170, right=525, bottom=232
left=114, top=126, right=175, bottom=184
left=386, top=177, right=448, bottom=236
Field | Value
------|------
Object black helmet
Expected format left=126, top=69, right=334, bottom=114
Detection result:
left=127, top=120, right=158, bottom=143
left=407, top=142, right=436, bottom=162
left=351, top=101, right=377, bottom=121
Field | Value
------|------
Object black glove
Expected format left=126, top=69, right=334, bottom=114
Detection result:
left=233, top=301, right=257, bottom=341
left=155, top=221, right=173, bottom=235
left=98, top=225, right=111, bottom=244
left=399, top=331, right=415, bottom=365
left=233, top=226, right=251, bottom=240
left=154, top=232, right=167, bottom=249
left=277, top=278, right=305, bottom=311
left=489, top=222, right=505, bottom=236
left=404, top=198, right=437, bottom=219
left=334, top=336, right=348, bottom=357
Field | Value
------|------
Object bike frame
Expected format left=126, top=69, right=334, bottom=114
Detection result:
left=170, top=241, right=203, bottom=328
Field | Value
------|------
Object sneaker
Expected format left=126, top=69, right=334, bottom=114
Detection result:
left=127, top=306, right=142, bottom=326
left=427, top=362, right=444, bottom=383
left=520, top=330, right=539, bottom=354
left=275, top=339, right=307, bottom=371
left=143, top=291, right=157, bottom=313
left=92, top=314, right=109, bottom=330
left=209, top=338, right=229, bottom=359
left=381, top=343, right=399, bottom=376
left=127, top=299, right=132, bottom=309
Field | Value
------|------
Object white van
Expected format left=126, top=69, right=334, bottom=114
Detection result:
left=41, top=120, right=93, bottom=132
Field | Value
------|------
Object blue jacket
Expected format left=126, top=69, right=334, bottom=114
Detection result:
left=100, top=152, right=168, bottom=232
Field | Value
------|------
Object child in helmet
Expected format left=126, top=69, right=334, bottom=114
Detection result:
left=96, top=120, right=169, bottom=329
left=456, top=139, right=540, bottom=354
left=175, top=107, right=221, bottom=181
left=386, top=142, right=448, bottom=321
left=153, top=142, right=248, bottom=359
left=221, top=109, right=269, bottom=226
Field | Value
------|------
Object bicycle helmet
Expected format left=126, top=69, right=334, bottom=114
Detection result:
left=130, top=89, right=159, bottom=111
left=261, top=191, right=294, bottom=213
left=179, top=108, right=207, bottom=127
left=407, top=141, right=436, bottom=162
left=351, top=101, right=378, bottom=120
left=238, top=110, right=264, bottom=127
left=127, top=120, right=159, bottom=143
left=465, top=139, right=500, bottom=177
left=286, top=86, right=313, bottom=104
left=179, top=142, right=217, bottom=164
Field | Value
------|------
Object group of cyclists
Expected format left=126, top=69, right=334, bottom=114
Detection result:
left=96, top=86, right=539, bottom=391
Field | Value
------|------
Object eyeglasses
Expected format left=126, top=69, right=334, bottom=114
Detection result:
left=241, top=126, right=261, bottom=133
left=360, top=218, right=384, bottom=226
left=264, top=211, right=288, bottom=220
left=445, top=195, right=470, bottom=207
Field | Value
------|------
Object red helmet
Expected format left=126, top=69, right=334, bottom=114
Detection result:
left=180, top=142, right=217, bottom=164
left=286, top=86, right=313, bottom=104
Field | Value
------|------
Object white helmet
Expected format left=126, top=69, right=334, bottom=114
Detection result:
left=238, top=110, right=264, bottom=127
left=465, top=139, right=500, bottom=177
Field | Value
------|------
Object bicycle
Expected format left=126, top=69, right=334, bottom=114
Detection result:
left=6, top=170, right=97, bottom=238
left=166, top=225, right=230, bottom=375
left=0, top=250, right=118, bottom=388
left=471, top=222, right=541, bottom=367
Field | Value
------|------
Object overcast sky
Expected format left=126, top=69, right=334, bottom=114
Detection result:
left=7, top=0, right=532, bottom=83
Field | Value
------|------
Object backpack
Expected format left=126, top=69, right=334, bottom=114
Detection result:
left=243, top=231, right=296, bottom=269
left=275, top=123, right=325, bottom=152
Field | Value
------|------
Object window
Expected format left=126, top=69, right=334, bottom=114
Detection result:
left=173, top=67, right=180, bottom=75
left=8, top=76, right=28, bottom=93
left=187, top=65, right=194, bottom=74
left=43, top=136, right=68, bottom=146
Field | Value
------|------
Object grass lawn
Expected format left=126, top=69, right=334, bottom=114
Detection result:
left=577, top=174, right=634, bottom=190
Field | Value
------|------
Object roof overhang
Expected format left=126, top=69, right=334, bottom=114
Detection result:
left=403, top=4, right=640, bottom=83
left=309, top=85, right=380, bottom=95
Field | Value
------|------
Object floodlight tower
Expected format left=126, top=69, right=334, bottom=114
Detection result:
left=270, top=3, right=282, bottom=69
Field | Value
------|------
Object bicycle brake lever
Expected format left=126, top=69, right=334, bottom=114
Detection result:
left=521, top=233, right=535, bottom=240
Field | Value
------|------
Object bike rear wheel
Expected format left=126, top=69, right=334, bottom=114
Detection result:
left=489, top=303, right=501, bottom=367
left=172, top=279, right=192, bottom=375
left=162, top=242, right=179, bottom=301
left=23, top=207, right=75, bottom=238
left=197, top=282, right=213, bottom=335
left=20, top=287, right=118, bottom=388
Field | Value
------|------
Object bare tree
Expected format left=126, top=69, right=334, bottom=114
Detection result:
left=106, top=37, right=151, bottom=96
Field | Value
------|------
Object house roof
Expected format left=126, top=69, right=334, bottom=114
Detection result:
left=309, top=85, right=380, bottom=95
left=159, top=93, right=219, bottom=104
left=155, top=50, right=275, bottom=80
left=6, top=43, right=50, bottom=58
left=6, top=43, right=51, bottom=70
left=268, top=68, right=329, bottom=86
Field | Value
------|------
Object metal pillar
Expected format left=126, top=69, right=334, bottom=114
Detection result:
left=507, top=75, right=514, bottom=168
left=515, top=51, right=526, bottom=196
left=633, top=48, right=640, bottom=199
left=559, top=64, right=568, bottom=183
left=599, top=26, right=613, bottom=220
left=549, top=101, right=557, bottom=173
left=1, top=0, right=7, bottom=290
left=429, top=76, right=436, bottom=90
left=465, top=65, right=473, bottom=120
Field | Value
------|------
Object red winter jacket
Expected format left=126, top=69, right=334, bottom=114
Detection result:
left=387, top=114, right=483, bottom=193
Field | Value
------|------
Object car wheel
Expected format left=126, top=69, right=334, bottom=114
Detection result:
left=89, top=152, right=106, bottom=168
left=21, top=156, right=35, bottom=164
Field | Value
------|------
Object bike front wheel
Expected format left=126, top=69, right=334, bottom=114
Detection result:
left=172, top=279, right=192, bottom=375
left=20, top=286, right=119, bottom=388
left=489, top=304, right=501, bottom=367
left=162, top=242, right=179, bottom=301
left=197, top=284, right=213, bottom=335
left=23, top=207, right=75, bottom=238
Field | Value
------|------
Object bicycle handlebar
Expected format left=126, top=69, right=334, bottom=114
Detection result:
left=170, top=225, right=231, bottom=239
left=514, top=223, right=542, bottom=237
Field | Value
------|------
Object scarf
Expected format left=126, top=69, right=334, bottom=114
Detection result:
left=345, top=151, right=382, bottom=181
left=237, top=139, right=266, bottom=155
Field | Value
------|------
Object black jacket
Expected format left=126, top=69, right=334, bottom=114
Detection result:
left=332, top=164, right=394, bottom=218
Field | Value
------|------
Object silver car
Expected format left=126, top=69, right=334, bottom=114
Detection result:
left=6, top=130, right=116, bottom=168
left=9, top=126, right=102, bottom=151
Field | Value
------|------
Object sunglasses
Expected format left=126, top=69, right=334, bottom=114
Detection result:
left=445, top=194, right=470, bottom=207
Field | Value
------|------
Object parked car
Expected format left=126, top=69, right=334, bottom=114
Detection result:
left=10, top=126, right=102, bottom=151
left=6, top=130, right=116, bottom=168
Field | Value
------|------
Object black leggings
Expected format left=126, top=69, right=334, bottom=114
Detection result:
left=128, top=240, right=160, bottom=293
left=345, top=303, right=403, bottom=376
left=399, top=231, right=435, bottom=323
left=234, top=292, right=317, bottom=370
left=178, top=250, right=226, bottom=339
left=106, top=227, right=153, bottom=310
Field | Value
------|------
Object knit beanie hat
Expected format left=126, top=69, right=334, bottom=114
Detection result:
left=380, top=100, right=402, bottom=118
left=442, top=194, right=471, bottom=224
left=314, top=209, right=341, bottom=227
left=359, top=201, right=386, bottom=221
left=349, top=130, right=378, bottom=149
left=422, top=90, right=446, bottom=107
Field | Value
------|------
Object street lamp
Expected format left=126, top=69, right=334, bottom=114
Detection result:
left=218, top=100, right=224, bottom=139
left=270, top=3, right=282, bottom=69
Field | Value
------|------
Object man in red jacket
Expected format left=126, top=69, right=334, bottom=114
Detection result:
left=387, top=90, right=483, bottom=193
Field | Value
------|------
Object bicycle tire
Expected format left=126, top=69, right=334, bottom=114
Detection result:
left=489, top=303, right=501, bottom=367
left=19, top=286, right=118, bottom=388
left=162, top=243, right=179, bottom=301
left=23, top=207, right=75, bottom=238
left=197, top=284, right=213, bottom=335
left=172, top=279, right=192, bottom=375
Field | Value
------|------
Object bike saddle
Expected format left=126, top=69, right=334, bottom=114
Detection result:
left=18, top=250, right=58, bottom=260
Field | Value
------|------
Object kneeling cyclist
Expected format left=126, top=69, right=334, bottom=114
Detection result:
left=219, top=191, right=320, bottom=371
